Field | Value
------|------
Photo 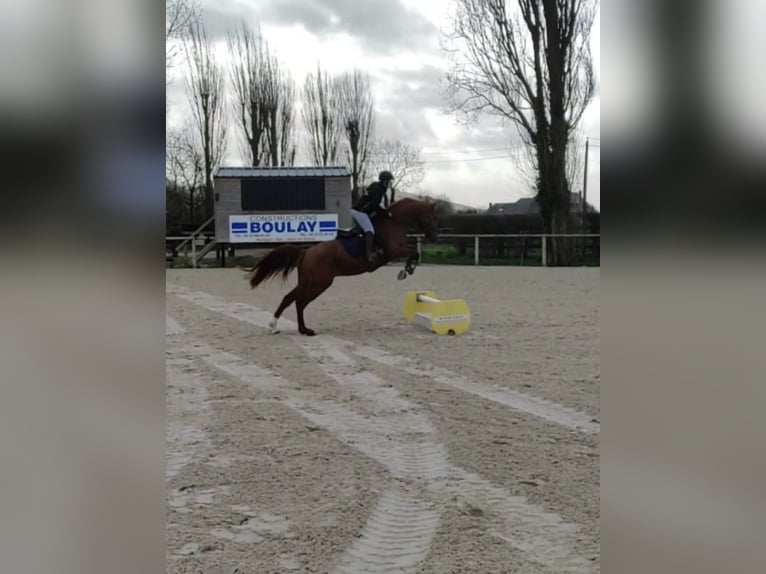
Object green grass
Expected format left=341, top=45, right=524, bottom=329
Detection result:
left=419, top=244, right=544, bottom=266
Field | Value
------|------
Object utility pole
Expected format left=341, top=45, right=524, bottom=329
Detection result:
left=582, top=137, right=589, bottom=225
left=581, top=137, right=590, bottom=265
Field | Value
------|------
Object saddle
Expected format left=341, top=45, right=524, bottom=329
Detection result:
left=335, top=209, right=391, bottom=239
left=336, top=211, right=390, bottom=258
left=336, top=227, right=362, bottom=239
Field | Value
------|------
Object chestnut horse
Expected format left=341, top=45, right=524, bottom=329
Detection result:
left=243, top=197, right=439, bottom=335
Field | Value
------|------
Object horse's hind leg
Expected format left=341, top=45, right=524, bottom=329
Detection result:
left=269, top=287, right=297, bottom=334
left=295, top=281, right=332, bottom=336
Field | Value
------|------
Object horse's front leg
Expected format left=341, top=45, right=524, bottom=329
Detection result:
left=393, top=246, right=419, bottom=280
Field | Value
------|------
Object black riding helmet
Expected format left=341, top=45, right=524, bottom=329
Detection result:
left=379, top=170, right=393, bottom=182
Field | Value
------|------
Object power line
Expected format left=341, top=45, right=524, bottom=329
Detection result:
left=417, top=147, right=599, bottom=164
left=368, top=146, right=518, bottom=159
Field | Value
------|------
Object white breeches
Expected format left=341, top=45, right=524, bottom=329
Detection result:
left=351, top=209, right=374, bottom=233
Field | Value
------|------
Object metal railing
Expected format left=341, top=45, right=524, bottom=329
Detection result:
left=166, top=215, right=215, bottom=267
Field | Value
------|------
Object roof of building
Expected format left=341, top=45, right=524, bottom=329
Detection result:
left=488, top=197, right=539, bottom=215
left=215, top=166, right=350, bottom=178
left=487, top=192, right=591, bottom=215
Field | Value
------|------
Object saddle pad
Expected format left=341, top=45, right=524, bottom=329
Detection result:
left=339, top=236, right=366, bottom=258
left=337, top=231, right=385, bottom=258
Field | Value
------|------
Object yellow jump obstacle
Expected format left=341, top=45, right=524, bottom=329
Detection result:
left=402, top=290, right=471, bottom=336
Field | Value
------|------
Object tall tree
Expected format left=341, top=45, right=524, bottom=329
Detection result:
left=302, top=64, right=343, bottom=166
left=443, top=0, right=597, bottom=264
left=368, top=139, right=426, bottom=202
left=262, top=59, right=297, bottom=167
left=337, top=70, right=376, bottom=194
left=227, top=22, right=269, bottom=166
left=227, top=22, right=296, bottom=167
left=166, top=0, right=198, bottom=76
left=184, top=19, right=228, bottom=219
left=278, top=72, right=297, bottom=166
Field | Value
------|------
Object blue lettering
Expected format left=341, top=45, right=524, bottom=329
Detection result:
left=275, top=221, right=286, bottom=233
left=297, top=221, right=317, bottom=233
left=262, top=222, right=274, bottom=233
left=250, top=222, right=260, bottom=233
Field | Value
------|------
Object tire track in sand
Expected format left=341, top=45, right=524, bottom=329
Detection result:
left=174, top=328, right=594, bottom=572
left=167, top=287, right=596, bottom=571
left=167, top=285, right=598, bottom=435
left=330, top=490, right=440, bottom=574
left=295, top=337, right=594, bottom=573
left=174, top=339, right=443, bottom=573
left=352, top=344, right=599, bottom=434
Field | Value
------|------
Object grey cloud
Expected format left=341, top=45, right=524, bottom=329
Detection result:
left=261, top=0, right=436, bottom=53
left=201, top=0, right=436, bottom=54
left=372, top=65, right=525, bottom=153
left=198, top=0, right=272, bottom=41
left=374, top=107, right=437, bottom=147
left=377, top=65, right=447, bottom=111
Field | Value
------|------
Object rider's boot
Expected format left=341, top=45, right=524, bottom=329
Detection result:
left=364, top=231, right=377, bottom=263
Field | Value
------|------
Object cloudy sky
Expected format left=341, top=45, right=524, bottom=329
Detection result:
left=167, top=0, right=600, bottom=210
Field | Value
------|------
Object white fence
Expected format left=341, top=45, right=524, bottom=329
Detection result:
left=407, top=233, right=601, bottom=266
left=167, top=233, right=601, bottom=267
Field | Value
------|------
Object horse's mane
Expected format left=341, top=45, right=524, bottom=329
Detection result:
left=389, top=197, right=429, bottom=209
left=387, top=196, right=433, bottom=225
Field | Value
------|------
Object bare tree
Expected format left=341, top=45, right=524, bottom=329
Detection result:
left=262, top=59, right=297, bottom=167
left=166, top=0, right=198, bottom=76
left=337, top=70, right=376, bottom=194
left=443, top=0, right=597, bottom=264
left=185, top=19, right=228, bottom=220
left=227, top=23, right=296, bottom=167
left=167, top=126, right=205, bottom=222
left=278, top=72, right=297, bottom=166
left=566, top=130, right=585, bottom=201
left=368, top=139, right=426, bottom=202
left=302, top=64, right=343, bottom=166
left=227, top=22, right=269, bottom=166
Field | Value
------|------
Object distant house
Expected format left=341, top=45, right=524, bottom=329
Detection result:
left=488, top=192, right=594, bottom=215
left=488, top=197, right=539, bottom=215
left=396, top=190, right=477, bottom=213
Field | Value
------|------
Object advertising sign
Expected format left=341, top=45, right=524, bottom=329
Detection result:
left=229, top=213, right=338, bottom=243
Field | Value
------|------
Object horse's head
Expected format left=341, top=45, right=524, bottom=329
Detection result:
left=417, top=201, right=439, bottom=242
left=389, top=198, right=439, bottom=242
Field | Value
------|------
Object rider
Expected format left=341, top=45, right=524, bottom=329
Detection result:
left=351, top=170, right=394, bottom=262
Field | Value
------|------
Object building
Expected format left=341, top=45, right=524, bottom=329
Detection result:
left=488, top=197, right=540, bottom=215
left=213, top=166, right=353, bottom=246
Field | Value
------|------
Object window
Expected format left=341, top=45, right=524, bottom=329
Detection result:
left=241, top=178, right=325, bottom=211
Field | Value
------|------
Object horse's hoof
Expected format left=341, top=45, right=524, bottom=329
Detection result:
left=397, top=270, right=407, bottom=280
left=300, top=329, right=316, bottom=336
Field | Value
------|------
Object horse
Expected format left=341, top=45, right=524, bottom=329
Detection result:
left=243, top=197, right=439, bottom=336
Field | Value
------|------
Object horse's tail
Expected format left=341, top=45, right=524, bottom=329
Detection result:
left=242, top=244, right=305, bottom=289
